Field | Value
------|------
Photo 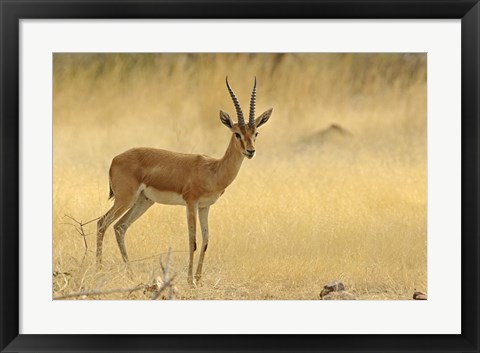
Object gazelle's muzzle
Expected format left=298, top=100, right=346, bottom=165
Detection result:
left=244, top=149, right=256, bottom=159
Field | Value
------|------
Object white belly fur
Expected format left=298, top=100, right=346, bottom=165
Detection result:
left=141, top=184, right=222, bottom=207
left=142, top=186, right=186, bottom=206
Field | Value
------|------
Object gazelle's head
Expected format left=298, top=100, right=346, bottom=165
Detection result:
left=220, top=77, right=273, bottom=159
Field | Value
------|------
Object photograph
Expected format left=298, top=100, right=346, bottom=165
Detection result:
left=52, top=52, right=427, bottom=300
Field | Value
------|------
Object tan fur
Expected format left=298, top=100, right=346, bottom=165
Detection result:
left=110, top=135, right=244, bottom=204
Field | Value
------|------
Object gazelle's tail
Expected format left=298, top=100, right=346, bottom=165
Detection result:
left=108, top=178, right=114, bottom=200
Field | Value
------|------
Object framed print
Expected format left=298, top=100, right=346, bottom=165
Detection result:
left=1, top=0, right=479, bottom=352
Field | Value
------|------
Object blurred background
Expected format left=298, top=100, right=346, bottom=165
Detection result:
left=53, top=53, right=427, bottom=300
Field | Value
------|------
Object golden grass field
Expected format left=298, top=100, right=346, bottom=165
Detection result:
left=53, top=53, right=427, bottom=300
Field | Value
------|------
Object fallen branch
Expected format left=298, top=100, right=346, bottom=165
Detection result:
left=54, top=284, right=146, bottom=300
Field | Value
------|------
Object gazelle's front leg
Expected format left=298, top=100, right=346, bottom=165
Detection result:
left=186, top=202, right=198, bottom=286
left=195, top=206, right=210, bottom=282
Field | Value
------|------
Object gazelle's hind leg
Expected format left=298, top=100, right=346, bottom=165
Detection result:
left=96, top=205, right=129, bottom=267
left=114, top=192, right=154, bottom=262
left=96, top=177, right=141, bottom=267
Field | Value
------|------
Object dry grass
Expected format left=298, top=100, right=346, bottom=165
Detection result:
left=53, top=53, right=427, bottom=300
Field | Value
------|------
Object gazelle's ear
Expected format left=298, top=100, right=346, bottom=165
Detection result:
left=220, top=110, right=234, bottom=129
left=255, top=108, right=273, bottom=128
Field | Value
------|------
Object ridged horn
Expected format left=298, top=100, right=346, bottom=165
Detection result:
left=249, top=77, right=257, bottom=128
left=226, top=76, right=245, bottom=127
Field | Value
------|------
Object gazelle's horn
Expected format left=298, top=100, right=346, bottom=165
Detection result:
left=249, top=77, right=257, bottom=128
left=226, top=76, right=245, bottom=127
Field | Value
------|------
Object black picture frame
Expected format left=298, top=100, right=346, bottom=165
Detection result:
left=1, top=1, right=479, bottom=352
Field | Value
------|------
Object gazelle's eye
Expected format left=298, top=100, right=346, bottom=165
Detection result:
left=255, top=132, right=259, bottom=138
left=234, top=133, right=241, bottom=139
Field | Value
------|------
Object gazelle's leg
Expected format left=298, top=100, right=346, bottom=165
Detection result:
left=113, top=193, right=154, bottom=262
left=186, top=202, right=198, bottom=286
left=96, top=204, right=129, bottom=267
left=195, top=206, right=210, bottom=282
left=96, top=176, right=140, bottom=267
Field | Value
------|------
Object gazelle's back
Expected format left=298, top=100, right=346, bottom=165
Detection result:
left=110, top=147, right=214, bottom=196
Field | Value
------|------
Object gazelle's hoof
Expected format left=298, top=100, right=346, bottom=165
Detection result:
left=187, top=277, right=195, bottom=287
left=195, top=276, right=204, bottom=286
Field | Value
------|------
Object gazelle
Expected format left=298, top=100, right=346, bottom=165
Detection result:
left=96, top=77, right=273, bottom=285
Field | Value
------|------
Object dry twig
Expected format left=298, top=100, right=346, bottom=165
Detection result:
left=62, top=214, right=100, bottom=266
left=54, top=284, right=146, bottom=300
left=151, top=247, right=175, bottom=300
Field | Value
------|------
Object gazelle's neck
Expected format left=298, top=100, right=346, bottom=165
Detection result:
left=217, top=135, right=245, bottom=189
